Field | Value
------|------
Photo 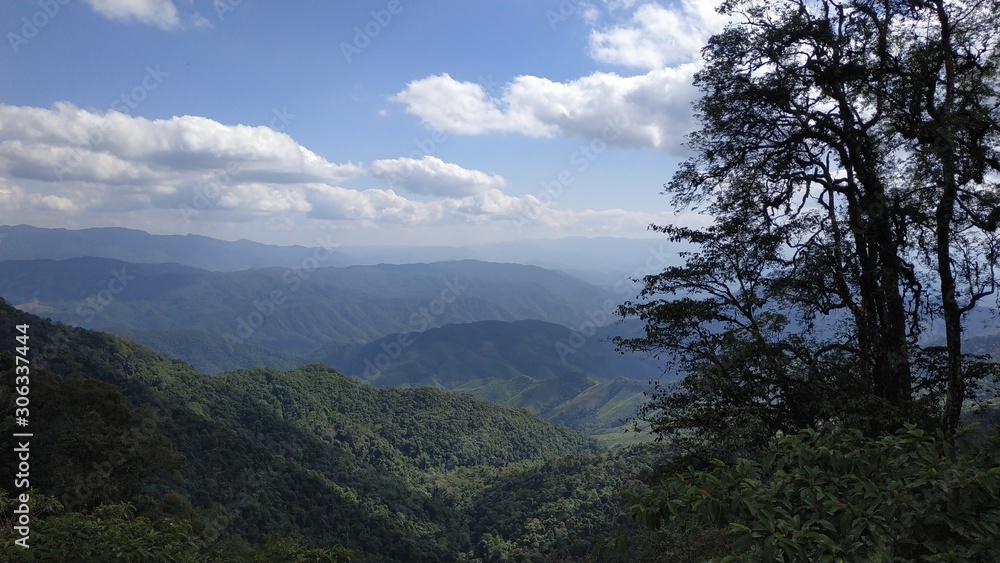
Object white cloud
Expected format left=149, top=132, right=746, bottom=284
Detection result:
left=0, top=103, right=560, bottom=230
left=0, top=178, right=78, bottom=212
left=190, top=12, right=213, bottom=29
left=589, top=1, right=726, bottom=69
left=391, top=1, right=728, bottom=153
left=369, top=156, right=506, bottom=197
left=307, top=185, right=420, bottom=222
left=603, top=0, right=638, bottom=10
left=0, top=103, right=364, bottom=217
left=392, top=74, right=551, bottom=137
left=580, top=2, right=601, bottom=24
left=0, top=102, right=673, bottom=242
left=216, top=183, right=312, bottom=214
left=83, top=0, right=181, bottom=30
left=0, top=103, right=363, bottom=186
left=392, top=67, right=699, bottom=153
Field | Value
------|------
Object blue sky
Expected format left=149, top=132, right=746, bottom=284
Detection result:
left=0, top=0, right=724, bottom=246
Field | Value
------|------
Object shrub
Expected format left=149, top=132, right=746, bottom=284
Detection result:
left=631, top=426, right=1000, bottom=562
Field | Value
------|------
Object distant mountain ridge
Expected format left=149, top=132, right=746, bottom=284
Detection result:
left=0, top=224, right=349, bottom=271
left=0, top=256, right=616, bottom=356
left=0, top=224, right=678, bottom=283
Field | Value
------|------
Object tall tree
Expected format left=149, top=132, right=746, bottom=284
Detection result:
left=886, top=0, right=1000, bottom=431
left=618, top=0, right=1000, bottom=446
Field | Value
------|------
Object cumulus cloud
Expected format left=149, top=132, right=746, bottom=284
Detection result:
left=0, top=178, right=77, bottom=212
left=369, top=156, right=506, bottom=197
left=392, top=74, right=551, bottom=137
left=589, top=1, right=726, bottom=69
left=391, top=2, right=729, bottom=153
left=83, top=0, right=181, bottom=30
left=392, top=68, right=698, bottom=152
left=0, top=103, right=364, bottom=216
left=603, top=0, right=639, bottom=10
left=0, top=101, right=671, bottom=240
left=0, top=103, right=361, bottom=185
left=306, top=185, right=427, bottom=223
left=0, top=103, right=575, bottom=232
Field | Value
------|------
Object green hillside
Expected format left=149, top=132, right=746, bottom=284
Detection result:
left=312, top=319, right=660, bottom=435
left=0, top=298, right=659, bottom=562
left=113, top=326, right=308, bottom=375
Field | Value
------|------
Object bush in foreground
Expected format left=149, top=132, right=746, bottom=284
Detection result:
left=627, top=426, right=1000, bottom=562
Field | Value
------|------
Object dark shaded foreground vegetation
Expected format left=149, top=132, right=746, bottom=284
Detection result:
left=612, top=426, right=1000, bottom=561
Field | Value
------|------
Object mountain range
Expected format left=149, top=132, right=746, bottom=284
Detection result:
left=313, top=319, right=663, bottom=435
left=0, top=252, right=663, bottom=436
left=0, top=256, right=615, bottom=356
left=0, top=224, right=677, bottom=284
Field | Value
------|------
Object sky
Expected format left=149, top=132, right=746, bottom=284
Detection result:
left=0, top=0, right=726, bottom=247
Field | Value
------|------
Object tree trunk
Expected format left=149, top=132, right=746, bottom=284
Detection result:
left=934, top=0, right=965, bottom=434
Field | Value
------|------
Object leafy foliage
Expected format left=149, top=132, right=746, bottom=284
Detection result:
left=631, top=426, right=1000, bottom=562
left=0, top=495, right=355, bottom=562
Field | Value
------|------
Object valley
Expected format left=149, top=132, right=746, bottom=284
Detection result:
left=0, top=227, right=674, bottom=441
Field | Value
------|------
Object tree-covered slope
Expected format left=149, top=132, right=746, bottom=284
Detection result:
left=312, top=319, right=659, bottom=435
left=113, top=326, right=308, bottom=375
left=0, top=298, right=624, bottom=561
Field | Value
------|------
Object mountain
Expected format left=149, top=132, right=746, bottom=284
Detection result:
left=0, top=224, right=350, bottom=271
left=113, top=326, right=308, bottom=375
left=0, top=298, right=654, bottom=562
left=0, top=257, right=615, bottom=356
left=311, top=319, right=663, bottom=435
left=334, top=236, right=681, bottom=284
left=314, top=319, right=661, bottom=385
left=0, top=224, right=678, bottom=283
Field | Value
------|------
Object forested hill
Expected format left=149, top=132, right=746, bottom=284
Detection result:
left=0, top=298, right=660, bottom=562
left=315, top=319, right=661, bottom=435
left=0, top=257, right=614, bottom=356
